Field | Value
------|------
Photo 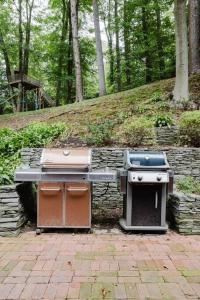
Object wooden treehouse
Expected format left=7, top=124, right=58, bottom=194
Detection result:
left=8, top=70, right=54, bottom=112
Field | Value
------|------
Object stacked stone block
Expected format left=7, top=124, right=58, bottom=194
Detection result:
left=0, top=185, right=26, bottom=236
left=169, top=191, right=200, bottom=234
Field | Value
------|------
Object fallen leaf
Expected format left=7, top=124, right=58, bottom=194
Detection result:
left=163, top=265, right=168, bottom=269
left=101, top=288, right=111, bottom=299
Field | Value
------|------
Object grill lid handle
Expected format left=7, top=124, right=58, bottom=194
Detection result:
left=63, top=150, right=70, bottom=156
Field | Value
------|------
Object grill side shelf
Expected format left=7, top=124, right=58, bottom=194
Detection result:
left=15, top=168, right=117, bottom=183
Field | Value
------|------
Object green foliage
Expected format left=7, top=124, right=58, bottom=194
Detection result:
left=117, top=117, right=155, bottom=146
left=0, top=154, right=21, bottom=185
left=3, top=103, right=13, bottom=114
left=150, top=91, right=164, bottom=103
left=19, top=122, right=67, bottom=148
left=154, top=114, right=174, bottom=128
left=176, top=177, right=200, bottom=195
left=0, top=122, right=67, bottom=185
left=84, top=120, right=114, bottom=146
left=135, top=105, right=149, bottom=114
left=179, top=111, right=200, bottom=147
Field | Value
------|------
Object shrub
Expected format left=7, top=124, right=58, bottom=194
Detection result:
left=85, top=120, right=114, bottom=146
left=19, top=122, right=67, bottom=148
left=0, top=122, right=67, bottom=185
left=179, top=111, right=200, bottom=147
left=176, top=177, right=200, bottom=195
left=154, top=114, right=174, bottom=128
left=3, top=103, right=14, bottom=114
left=117, top=117, right=155, bottom=146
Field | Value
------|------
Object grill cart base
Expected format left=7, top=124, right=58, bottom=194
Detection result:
left=119, top=218, right=168, bottom=232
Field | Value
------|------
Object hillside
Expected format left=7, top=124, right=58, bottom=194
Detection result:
left=0, top=75, right=200, bottom=147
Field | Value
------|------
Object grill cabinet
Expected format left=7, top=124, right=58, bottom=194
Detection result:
left=119, top=151, right=172, bottom=232
left=15, top=148, right=117, bottom=232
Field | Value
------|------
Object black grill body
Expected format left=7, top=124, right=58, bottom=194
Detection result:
left=119, top=151, right=172, bottom=232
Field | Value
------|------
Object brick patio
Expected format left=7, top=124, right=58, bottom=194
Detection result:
left=0, top=230, right=199, bottom=299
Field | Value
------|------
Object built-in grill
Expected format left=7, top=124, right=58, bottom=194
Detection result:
left=119, top=150, right=172, bottom=232
left=15, top=148, right=117, bottom=233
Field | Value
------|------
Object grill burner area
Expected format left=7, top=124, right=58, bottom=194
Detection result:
left=119, top=150, right=172, bottom=232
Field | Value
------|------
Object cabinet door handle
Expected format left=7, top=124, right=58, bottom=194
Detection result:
left=40, top=188, right=61, bottom=192
left=67, top=188, right=88, bottom=192
left=155, top=192, right=158, bottom=209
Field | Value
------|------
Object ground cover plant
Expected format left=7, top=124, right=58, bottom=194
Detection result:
left=176, top=176, right=200, bottom=195
left=0, top=122, right=67, bottom=185
left=179, top=110, right=200, bottom=147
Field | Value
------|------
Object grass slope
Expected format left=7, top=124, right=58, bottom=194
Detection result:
left=0, top=75, right=199, bottom=145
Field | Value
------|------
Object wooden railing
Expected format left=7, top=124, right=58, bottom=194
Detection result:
left=8, top=73, right=41, bottom=87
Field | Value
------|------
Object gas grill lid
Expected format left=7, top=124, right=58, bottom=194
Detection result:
left=124, top=150, right=169, bottom=170
left=40, top=148, right=91, bottom=171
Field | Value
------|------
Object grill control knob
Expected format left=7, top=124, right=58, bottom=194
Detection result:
left=138, top=176, right=143, bottom=181
left=157, top=176, right=162, bottom=182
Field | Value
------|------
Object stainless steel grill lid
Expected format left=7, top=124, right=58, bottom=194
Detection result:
left=124, top=150, right=169, bottom=170
left=40, top=149, right=91, bottom=170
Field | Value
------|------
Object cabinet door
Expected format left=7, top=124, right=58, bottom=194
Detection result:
left=65, top=183, right=91, bottom=227
left=131, top=184, right=162, bottom=226
left=38, top=183, right=64, bottom=227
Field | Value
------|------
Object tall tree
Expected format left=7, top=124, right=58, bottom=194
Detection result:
left=123, top=0, right=132, bottom=87
left=114, top=0, right=121, bottom=91
left=18, top=0, right=23, bottom=75
left=92, top=0, right=106, bottom=96
left=70, top=0, right=83, bottom=102
left=67, top=3, right=74, bottom=103
left=173, top=0, right=189, bottom=103
left=142, top=2, right=152, bottom=83
left=23, top=0, right=34, bottom=75
left=0, top=30, right=11, bottom=80
left=189, top=0, right=200, bottom=74
left=154, top=0, right=165, bottom=79
left=56, top=0, right=69, bottom=106
left=101, top=0, right=114, bottom=86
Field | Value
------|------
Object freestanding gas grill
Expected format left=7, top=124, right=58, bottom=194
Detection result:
left=15, top=149, right=117, bottom=232
left=119, top=150, right=171, bottom=232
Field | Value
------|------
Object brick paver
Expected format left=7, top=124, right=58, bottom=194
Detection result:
left=0, top=230, right=199, bottom=299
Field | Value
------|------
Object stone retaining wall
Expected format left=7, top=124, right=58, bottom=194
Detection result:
left=20, top=147, right=200, bottom=221
left=155, top=126, right=178, bottom=145
left=168, top=190, right=200, bottom=234
left=1, top=147, right=199, bottom=235
left=0, top=185, right=26, bottom=236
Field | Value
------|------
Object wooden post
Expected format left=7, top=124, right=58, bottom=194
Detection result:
left=17, top=82, right=22, bottom=112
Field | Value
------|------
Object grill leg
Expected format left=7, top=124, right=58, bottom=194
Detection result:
left=36, top=228, right=41, bottom=235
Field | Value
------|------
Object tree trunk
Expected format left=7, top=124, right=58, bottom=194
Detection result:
left=189, top=0, right=200, bottom=74
left=0, top=30, right=11, bottom=80
left=124, top=0, right=131, bottom=87
left=174, top=0, right=189, bottom=103
left=104, top=0, right=114, bottom=86
left=67, top=3, right=74, bottom=103
left=142, top=4, right=152, bottom=83
left=114, top=0, right=121, bottom=92
left=18, top=0, right=23, bottom=75
left=93, top=0, right=106, bottom=96
left=56, top=0, right=69, bottom=106
left=23, top=0, right=34, bottom=75
left=154, top=0, right=165, bottom=79
left=70, top=0, right=83, bottom=102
